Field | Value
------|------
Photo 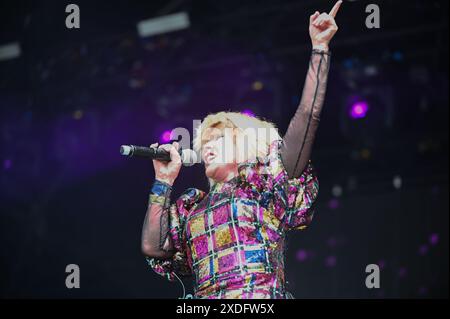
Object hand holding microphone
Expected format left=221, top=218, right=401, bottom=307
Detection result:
left=149, top=142, right=182, bottom=186
left=120, top=141, right=197, bottom=186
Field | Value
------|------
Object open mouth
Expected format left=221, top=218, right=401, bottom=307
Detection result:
left=204, top=152, right=216, bottom=165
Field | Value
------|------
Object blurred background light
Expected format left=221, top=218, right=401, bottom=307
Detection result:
left=161, top=130, right=173, bottom=143
left=137, top=12, right=190, bottom=38
left=241, top=109, right=255, bottom=117
left=349, top=101, right=369, bottom=119
left=429, top=233, right=439, bottom=246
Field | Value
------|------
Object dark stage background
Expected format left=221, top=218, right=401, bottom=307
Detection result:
left=0, top=0, right=448, bottom=298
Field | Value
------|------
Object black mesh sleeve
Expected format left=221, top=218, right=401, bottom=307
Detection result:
left=280, top=49, right=331, bottom=178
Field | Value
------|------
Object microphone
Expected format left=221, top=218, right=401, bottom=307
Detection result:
left=120, top=145, right=197, bottom=167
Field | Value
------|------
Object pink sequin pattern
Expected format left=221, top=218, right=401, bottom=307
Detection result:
left=147, top=140, right=319, bottom=299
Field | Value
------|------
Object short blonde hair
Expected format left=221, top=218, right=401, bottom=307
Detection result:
left=193, top=111, right=281, bottom=163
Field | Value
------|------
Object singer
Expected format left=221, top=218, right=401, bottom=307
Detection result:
left=141, top=1, right=342, bottom=299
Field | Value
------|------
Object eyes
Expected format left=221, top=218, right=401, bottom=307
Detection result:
left=202, top=134, right=225, bottom=148
left=211, top=134, right=225, bottom=142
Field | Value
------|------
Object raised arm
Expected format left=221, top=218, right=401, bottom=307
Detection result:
left=280, top=1, right=342, bottom=178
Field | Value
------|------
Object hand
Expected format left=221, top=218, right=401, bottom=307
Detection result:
left=151, top=141, right=181, bottom=186
left=309, top=0, right=342, bottom=51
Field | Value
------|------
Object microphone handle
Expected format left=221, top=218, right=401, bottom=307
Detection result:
left=127, top=145, right=174, bottom=161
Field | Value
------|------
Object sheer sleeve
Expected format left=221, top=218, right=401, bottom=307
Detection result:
left=280, top=49, right=331, bottom=178
left=144, top=186, right=205, bottom=281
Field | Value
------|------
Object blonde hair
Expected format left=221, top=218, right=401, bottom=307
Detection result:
left=193, top=111, right=281, bottom=164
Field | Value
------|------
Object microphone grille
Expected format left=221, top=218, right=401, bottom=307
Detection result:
left=120, top=145, right=132, bottom=156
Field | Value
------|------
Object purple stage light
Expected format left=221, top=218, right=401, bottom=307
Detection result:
left=349, top=101, right=369, bottom=119
left=418, top=244, right=429, bottom=256
left=242, top=109, right=255, bottom=117
left=429, top=233, right=439, bottom=246
left=328, top=198, right=339, bottom=210
left=326, top=237, right=337, bottom=248
left=296, top=249, right=308, bottom=262
left=325, top=255, right=337, bottom=268
left=3, top=159, right=12, bottom=170
left=161, top=130, right=172, bottom=143
left=398, top=267, right=408, bottom=278
left=377, top=260, right=386, bottom=270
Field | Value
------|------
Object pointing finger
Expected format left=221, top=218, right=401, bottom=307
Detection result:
left=329, top=0, right=343, bottom=18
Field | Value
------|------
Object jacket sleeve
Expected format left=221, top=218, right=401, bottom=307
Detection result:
left=144, top=186, right=205, bottom=281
